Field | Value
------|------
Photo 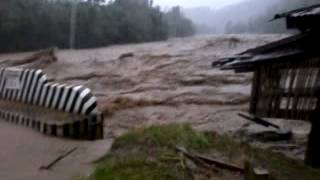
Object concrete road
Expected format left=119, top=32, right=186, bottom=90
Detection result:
left=0, top=121, right=113, bottom=180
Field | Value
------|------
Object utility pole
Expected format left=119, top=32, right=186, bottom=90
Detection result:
left=69, top=0, right=78, bottom=49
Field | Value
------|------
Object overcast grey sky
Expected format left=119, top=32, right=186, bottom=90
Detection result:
left=153, top=0, right=246, bottom=9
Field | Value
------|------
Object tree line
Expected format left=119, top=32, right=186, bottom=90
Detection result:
left=0, top=0, right=195, bottom=53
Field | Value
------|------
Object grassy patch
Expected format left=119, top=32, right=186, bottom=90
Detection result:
left=87, top=124, right=320, bottom=180
left=112, top=123, right=211, bottom=150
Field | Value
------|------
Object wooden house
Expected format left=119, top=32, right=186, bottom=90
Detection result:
left=213, top=4, right=320, bottom=167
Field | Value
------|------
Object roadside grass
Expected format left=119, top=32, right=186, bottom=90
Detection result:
left=86, top=123, right=320, bottom=180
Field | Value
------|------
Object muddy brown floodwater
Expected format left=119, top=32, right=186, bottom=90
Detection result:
left=0, top=35, right=311, bottom=180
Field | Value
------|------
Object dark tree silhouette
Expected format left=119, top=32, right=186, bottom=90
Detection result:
left=0, top=0, right=195, bottom=53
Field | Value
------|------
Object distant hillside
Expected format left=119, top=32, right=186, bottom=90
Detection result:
left=183, top=0, right=319, bottom=34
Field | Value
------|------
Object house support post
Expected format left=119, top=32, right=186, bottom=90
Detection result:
left=305, top=117, right=320, bottom=168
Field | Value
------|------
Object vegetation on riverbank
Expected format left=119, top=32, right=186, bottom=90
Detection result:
left=84, top=124, right=320, bottom=180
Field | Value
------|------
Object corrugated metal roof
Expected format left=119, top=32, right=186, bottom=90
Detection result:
left=273, top=4, right=320, bottom=20
left=219, top=50, right=305, bottom=71
left=212, top=31, right=320, bottom=72
left=212, top=33, right=308, bottom=70
left=291, top=7, right=320, bottom=17
left=212, top=4, right=320, bottom=72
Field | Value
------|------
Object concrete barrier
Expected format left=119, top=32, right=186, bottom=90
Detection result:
left=0, top=68, right=103, bottom=140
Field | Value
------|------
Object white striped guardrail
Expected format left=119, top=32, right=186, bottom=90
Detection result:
left=0, top=68, right=103, bottom=140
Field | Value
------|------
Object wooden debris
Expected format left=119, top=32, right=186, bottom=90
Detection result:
left=119, top=52, right=134, bottom=59
left=254, top=167, right=269, bottom=177
left=245, top=161, right=269, bottom=180
left=39, top=147, right=78, bottom=170
left=175, top=145, right=245, bottom=174
left=305, top=117, right=320, bottom=168
left=175, top=145, right=216, bottom=171
left=196, top=154, right=245, bottom=173
left=238, top=113, right=280, bottom=129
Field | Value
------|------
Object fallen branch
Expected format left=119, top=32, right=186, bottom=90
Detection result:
left=196, top=154, right=244, bottom=173
left=175, top=145, right=218, bottom=171
left=238, top=113, right=280, bottom=129
left=39, top=147, right=78, bottom=170
left=176, top=145, right=244, bottom=174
